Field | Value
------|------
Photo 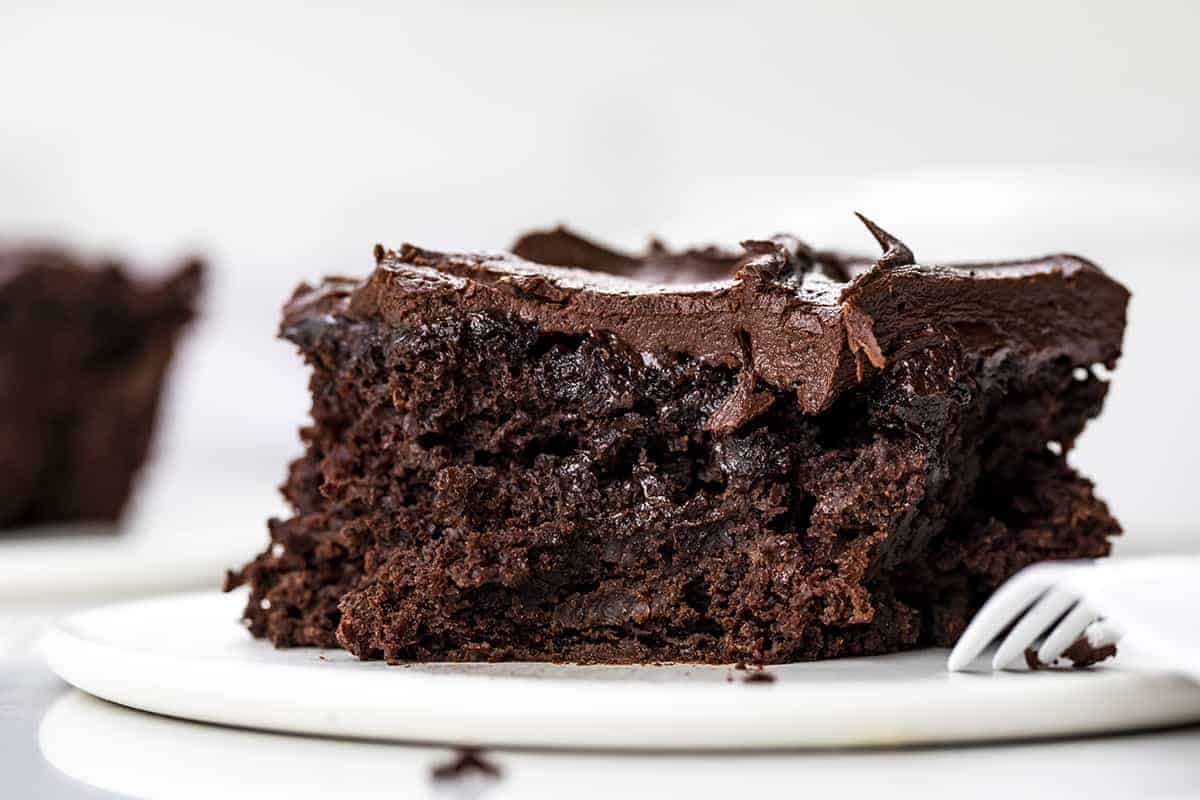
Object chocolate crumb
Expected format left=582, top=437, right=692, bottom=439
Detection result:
left=431, top=749, right=502, bottom=782
left=1024, top=636, right=1117, bottom=671
left=742, top=671, right=776, bottom=684
left=1061, top=638, right=1118, bottom=668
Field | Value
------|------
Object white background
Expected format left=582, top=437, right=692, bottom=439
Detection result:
left=2, top=0, right=1197, bottom=551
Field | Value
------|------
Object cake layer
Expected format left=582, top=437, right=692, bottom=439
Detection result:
left=228, top=219, right=1127, bottom=664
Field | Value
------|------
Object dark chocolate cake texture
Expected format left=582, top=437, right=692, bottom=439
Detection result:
left=0, top=246, right=202, bottom=530
left=228, top=215, right=1128, bottom=664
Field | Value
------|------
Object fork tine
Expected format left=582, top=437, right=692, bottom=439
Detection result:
left=991, top=587, right=1080, bottom=670
left=1036, top=603, right=1098, bottom=665
left=946, top=574, right=1048, bottom=672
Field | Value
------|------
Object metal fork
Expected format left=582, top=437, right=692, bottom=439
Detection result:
left=947, top=556, right=1200, bottom=676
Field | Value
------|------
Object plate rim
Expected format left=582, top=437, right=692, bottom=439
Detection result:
left=40, top=590, right=1200, bottom=750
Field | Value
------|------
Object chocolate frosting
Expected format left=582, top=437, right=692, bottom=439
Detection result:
left=283, top=217, right=1129, bottom=415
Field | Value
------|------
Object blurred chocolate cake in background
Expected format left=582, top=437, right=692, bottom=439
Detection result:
left=0, top=245, right=203, bottom=530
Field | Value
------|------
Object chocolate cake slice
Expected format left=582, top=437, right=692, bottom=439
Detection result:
left=0, top=246, right=202, bottom=530
left=227, top=216, right=1128, bottom=664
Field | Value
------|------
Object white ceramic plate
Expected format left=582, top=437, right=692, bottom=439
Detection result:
left=41, top=590, right=1200, bottom=750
